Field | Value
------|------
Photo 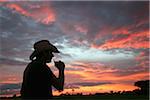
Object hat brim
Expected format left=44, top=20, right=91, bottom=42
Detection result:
left=29, top=49, right=60, bottom=60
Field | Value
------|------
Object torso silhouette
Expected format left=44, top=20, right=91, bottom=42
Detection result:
left=21, top=60, right=53, bottom=99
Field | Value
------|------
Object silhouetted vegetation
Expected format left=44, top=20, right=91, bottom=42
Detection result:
left=134, top=80, right=149, bottom=95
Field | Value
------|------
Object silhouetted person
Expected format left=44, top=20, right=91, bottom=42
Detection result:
left=21, top=40, right=65, bottom=99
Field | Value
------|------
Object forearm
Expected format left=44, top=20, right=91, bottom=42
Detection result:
left=59, top=69, right=64, bottom=78
left=58, top=70, right=65, bottom=90
left=54, top=61, right=65, bottom=91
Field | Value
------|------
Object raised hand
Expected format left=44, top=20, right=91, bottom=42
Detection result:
left=54, top=61, right=65, bottom=71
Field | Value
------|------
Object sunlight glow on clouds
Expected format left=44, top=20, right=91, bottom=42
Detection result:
left=98, top=30, right=149, bottom=50
left=0, top=1, right=149, bottom=96
left=6, top=3, right=56, bottom=25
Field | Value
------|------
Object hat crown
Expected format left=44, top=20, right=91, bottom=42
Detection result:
left=33, top=40, right=59, bottom=53
left=30, top=40, right=59, bottom=60
left=34, top=40, right=49, bottom=49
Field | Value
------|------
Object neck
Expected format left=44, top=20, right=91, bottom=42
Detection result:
left=36, top=57, right=47, bottom=64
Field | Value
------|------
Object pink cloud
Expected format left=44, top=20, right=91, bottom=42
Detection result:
left=30, top=6, right=55, bottom=25
left=92, top=30, right=149, bottom=50
left=6, top=4, right=30, bottom=16
left=6, top=3, right=56, bottom=25
left=74, top=24, right=88, bottom=34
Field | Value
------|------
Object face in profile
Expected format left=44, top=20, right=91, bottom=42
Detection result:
left=45, top=51, right=54, bottom=63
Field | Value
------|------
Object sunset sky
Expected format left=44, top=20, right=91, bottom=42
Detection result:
left=0, top=1, right=149, bottom=97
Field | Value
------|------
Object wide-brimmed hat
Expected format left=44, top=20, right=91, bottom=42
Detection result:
left=30, top=40, right=59, bottom=60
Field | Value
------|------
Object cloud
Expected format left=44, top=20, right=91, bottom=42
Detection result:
left=70, top=62, right=117, bottom=72
left=65, top=70, right=87, bottom=83
left=0, top=83, right=21, bottom=91
left=0, top=5, right=67, bottom=62
left=64, top=84, right=80, bottom=89
left=72, top=82, right=111, bottom=86
left=0, top=83, right=21, bottom=96
left=94, top=69, right=149, bottom=83
left=64, top=61, right=149, bottom=84
left=6, top=3, right=30, bottom=16
left=0, top=57, right=28, bottom=66
left=0, top=0, right=7, bottom=2
left=88, top=1, right=149, bottom=50
left=95, top=30, right=148, bottom=50
left=0, top=1, right=149, bottom=96
left=134, top=50, right=149, bottom=68
left=74, top=24, right=88, bottom=34
left=0, top=64, right=25, bottom=84
left=5, top=3, right=56, bottom=25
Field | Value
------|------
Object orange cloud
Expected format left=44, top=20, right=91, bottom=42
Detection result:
left=92, top=70, right=149, bottom=84
left=59, top=61, right=149, bottom=84
left=52, top=68, right=148, bottom=95
left=6, top=3, right=55, bottom=25
left=112, top=27, right=130, bottom=35
left=92, top=16, right=149, bottom=50
left=69, top=66, right=148, bottom=83
left=0, top=74, right=21, bottom=84
left=0, top=0, right=6, bottom=2
left=65, top=70, right=97, bottom=82
left=30, top=6, right=55, bottom=24
left=92, top=30, right=149, bottom=50
left=6, top=4, right=30, bottom=16
left=64, top=68, right=149, bottom=85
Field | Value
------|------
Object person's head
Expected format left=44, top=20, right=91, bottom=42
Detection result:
left=30, top=40, right=60, bottom=63
left=35, top=50, right=54, bottom=63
